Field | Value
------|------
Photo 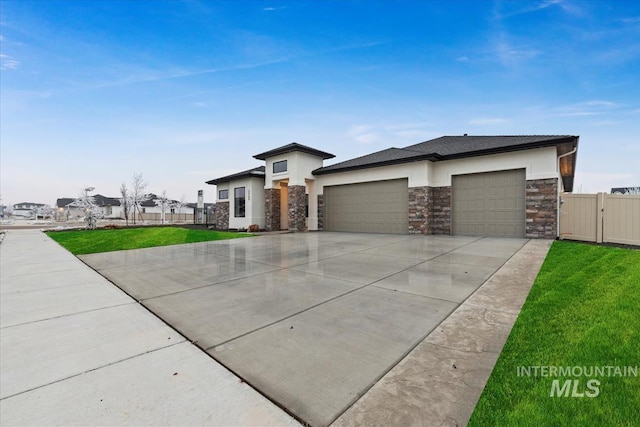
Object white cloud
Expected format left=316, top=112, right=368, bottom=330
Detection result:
left=347, top=125, right=379, bottom=144
left=553, top=100, right=623, bottom=117
left=457, top=56, right=469, bottom=62
left=469, top=118, right=508, bottom=125
left=0, top=54, right=19, bottom=70
left=263, top=6, right=286, bottom=11
left=494, top=0, right=565, bottom=19
left=621, top=16, right=640, bottom=24
left=495, top=42, right=542, bottom=64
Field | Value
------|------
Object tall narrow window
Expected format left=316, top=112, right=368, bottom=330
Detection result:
left=273, top=160, right=287, bottom=173
left=234, top=187, right=245, bottom=217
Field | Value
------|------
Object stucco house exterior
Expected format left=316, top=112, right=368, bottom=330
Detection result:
left=11, top=202, right=46, bottom=218
left=206, top=135, right=579, bottom=238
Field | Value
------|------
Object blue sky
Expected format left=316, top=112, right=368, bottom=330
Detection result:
left=1, top=0, right=639, bottom=206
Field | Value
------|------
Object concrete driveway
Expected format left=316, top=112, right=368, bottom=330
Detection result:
left=80, top=232, right=528, bottom=427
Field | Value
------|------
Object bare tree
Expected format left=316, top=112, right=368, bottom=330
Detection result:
left=173, top=195, right=187, bottom=222
left=75, top=187, right=101, bottom=230
left=154, top=190, right=171, bottom=224
left=130, top=172, right=150, bottom=224
left=119, top=182, right=130, bottom=226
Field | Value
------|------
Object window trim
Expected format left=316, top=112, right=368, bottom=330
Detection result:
left=273, top=160, right=288, bottom=174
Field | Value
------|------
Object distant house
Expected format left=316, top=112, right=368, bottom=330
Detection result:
left=12, top=202, right=45, bottom=218
left=611, top=187, right=640, bottom=195
left=93, top=194, right=123, bottom=218
left=55, top=194, right=123, bottom=220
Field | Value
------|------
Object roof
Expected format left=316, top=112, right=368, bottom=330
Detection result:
left=313, top=135, right=578, bottom=174
left=206, top=166, right=266, bottom=186
left=253, top=142, right=335, bottom=160
left=611, top=187, right=640, bottom=194
left=56, top=195, right=121, bottom=208
left=93, top=194, right=121, bottom=206
left=56, top=198, right=75, bottom=208
left=14, top=202, right=45, bottom=207
left=310, top=147, right=439, bottom=174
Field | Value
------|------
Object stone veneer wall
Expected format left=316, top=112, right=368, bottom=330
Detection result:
left=408, top=186, right=431, bottom=234
left=526, top=178, right=558, bottom=239
left=214, top=201, right=229, bottom=230
left=264, top=188, right=281, bottom=231
left=317, top=195, right=324, bottom=231
left=288, top=185, right=307, bottom=231
left=429, top=186, right=451, bottom=235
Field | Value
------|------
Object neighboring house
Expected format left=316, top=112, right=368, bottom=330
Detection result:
left=12, top=202, right=45, bottom=217
left=611, top=187, right=640, bottom=195
left=206, top=135, right=579, bottom=238
left=55, top=194, right=123, bottom=219
left=139, top=194, right=176, bottom=214
left=93, top=194, right=123, bottom=218
left=55, top=198, right=84, bottom=220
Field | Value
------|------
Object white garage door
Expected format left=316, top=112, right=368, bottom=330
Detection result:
left=323, top=179, right=408, bottom=234
left=452, top=169, right=526, bottom=237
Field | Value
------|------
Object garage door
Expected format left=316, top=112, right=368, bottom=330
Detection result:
left=452, top=169, right=525, bottom=237
left=324, top=179, right=408, bottom=234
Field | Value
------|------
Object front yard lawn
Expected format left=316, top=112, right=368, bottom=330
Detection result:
left=469, top=241, right=640, bottom=426
left=48, top=226, right=252, bottom=255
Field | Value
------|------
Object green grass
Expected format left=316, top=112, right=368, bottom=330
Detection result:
left=47, top=226, right=252, bottom=255
left=469, top=241, right=640, bottom=426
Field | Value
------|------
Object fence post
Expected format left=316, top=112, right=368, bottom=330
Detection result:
left=596, top=192, right=604, bottom=243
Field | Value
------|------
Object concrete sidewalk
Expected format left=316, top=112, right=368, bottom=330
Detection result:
left=0, top=230, right=299, bottom=426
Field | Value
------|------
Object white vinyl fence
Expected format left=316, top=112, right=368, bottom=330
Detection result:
left=560, top=193, right=640, bottom=246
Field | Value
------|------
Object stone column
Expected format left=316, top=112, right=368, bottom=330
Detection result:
left=317, top=194, right=324, bottom=231
left=526, top=178, right=558, bottom=238
left=429, top=186, right=451, bottom=235
left=288, top=185, right=307, bottom=231
left=264, top=188, right=281, bottom=232
left=408, top=186, right=431, bottom=234
left=214, top=201, right=229, bottom=230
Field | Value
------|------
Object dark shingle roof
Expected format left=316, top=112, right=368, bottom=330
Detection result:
left=56, top=198, right=75, bottom=208
left=311, top=147, right=439, bottom=174
left=56, top=195, right=121, bottom=207
left=206, top=166, right=266, bottom=185
left=93, top=194, right=121, bottom=206
left=404, top=135, right=576, bottom=156
left=313, top=135, right=578, bottom=175
left=253, top=143, right=335, bottom=160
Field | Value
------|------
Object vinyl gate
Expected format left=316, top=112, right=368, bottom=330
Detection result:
left=560, top=193, right=640, bottom=246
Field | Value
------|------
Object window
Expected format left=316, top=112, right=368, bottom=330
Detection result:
left=273, top=160, right=287, bottom=173
left=234, top=187, right=245, bottom=217
left=305, top=193, right=309, bottom=218
left=219, top=189, right=229, bottom=199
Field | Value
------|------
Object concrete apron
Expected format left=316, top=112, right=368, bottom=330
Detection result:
left=331, top=239, right=552, bottom=427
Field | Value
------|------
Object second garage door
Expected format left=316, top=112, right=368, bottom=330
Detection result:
left=323, top=179, right=408, bottom=234
left=452, top=169, right=526, bottom=237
